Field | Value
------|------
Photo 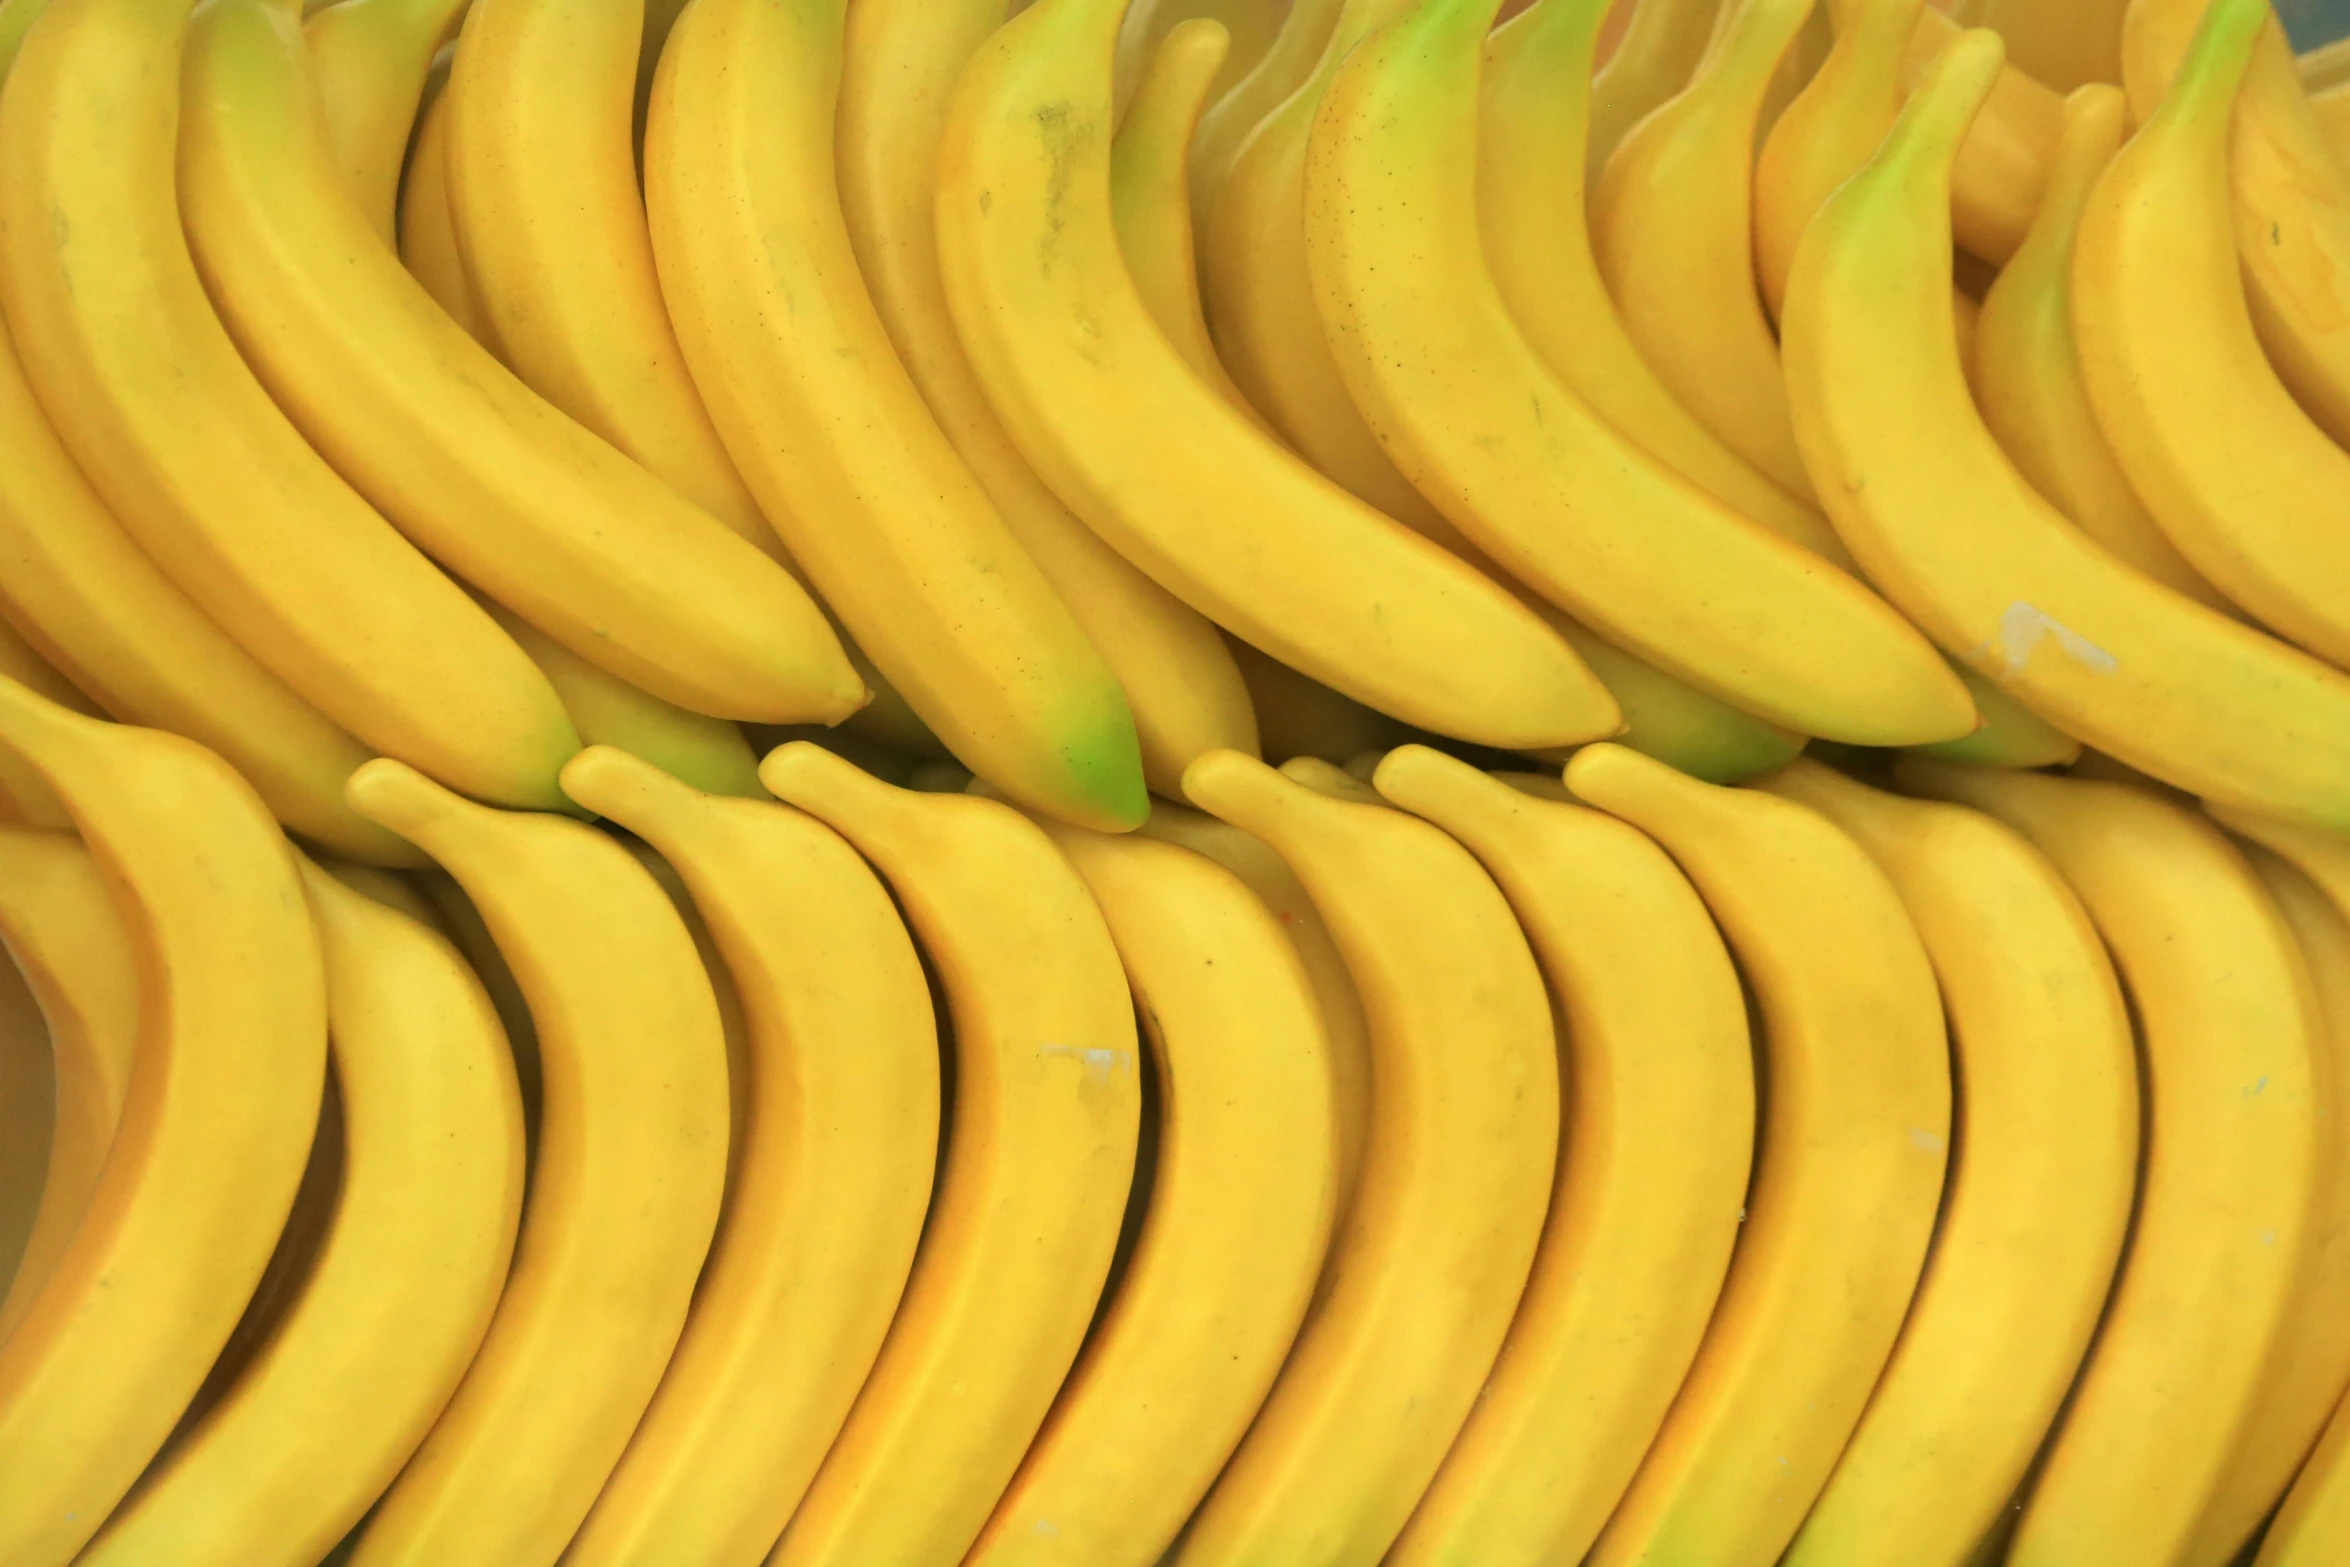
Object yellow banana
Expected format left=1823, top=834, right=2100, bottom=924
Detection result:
left=938, top=0, right=1616, bottom=752
left=1588, top=0, right=1725, bottom=181
left=1189, top=0, right=1341, bottom=229
left=340, top=760, right=730, bottom=1567
left=553, top=748, right=941, bottom=1567
left=2124, top=0, right=2350, bottom=457
left=1780, top=36, right=2350, bottom=833
left=833, top=0, right=1256, bottom=804
left=181, top=0, right=862, bottom=728
left=2303, top=34, right=2350, bottom=93
left=1905, top=5, right=2059, bottom=262
left=1562, top=744, right=1948, bottom=1567
left=1305, top=0, right=1974, bottom=748
left=313, top=856, right=445, bottom=930
left=2264, top=1401, right=2350, bottom=1564
left=1170, top=749, right=1558, bottom=1564
left=305, top=0, right=468, bottom=242
left=0, top=828, right=134, bottom=1346
left=2075, top=0, right=2350, bottom=671
left=79, top=859, right=524, bottom=1567
left=755, top=741, right=1140, bottom=1567
left=1898, top=760, right=2322, bottom=1567
left=396, top=61, right=486, bottom=338
left=0, top=931, right=40, bottom=1307
left=1970, top=82, right=2234, bottom=610
left=1113, top=0, right=1278, bottom=114
left=1971, top=0, right=2125, bottom=89
left=1762, top=760, right=2139, bottom=1567
left=1372, top=747, right=1753, bottom=1567
left=2312, top=74, right=2350, bottom=171
left=966, top=815, right=1339, bottom=1567
left=0, top=688, right=327, bottom=1567
left=0, top=0, right=579, bottom=811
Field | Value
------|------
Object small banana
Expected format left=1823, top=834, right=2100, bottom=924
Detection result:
left=1172, top=750, right=1558, bottom=1565
left=1903, top=4, right=2058, bottom=263
left=1189, top=0, right=1342, bottom=230
left=396, top=65, right=485, bottom=338
left=78, top=860, right=525, bottom=1567
left=341, top=761, right=730, bottom=1567
left=1587, top=0, right=1725, bottom=182
left=305, top=0, right=469, bottom=242
left=1765, top=760, right=2139, bottom=1567
left=0, top=687, right=328, bottom=1567
left=1780, top=35, right=2350, bottom=833
left=1566, top=744, right=1949, bottom=1567
left=1901, top=761, right=2323, bottom=1567
left=757, top=741, right=1140, bottom=1567
left=1374, top=748, right=1754, bottom=1567
left=1112, top=0, right=1277, bottom=114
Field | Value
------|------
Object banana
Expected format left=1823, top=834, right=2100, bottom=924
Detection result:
left=1897, top=760, right=2322, bottom=1567
left=339, top=760, right=730, bottom=1567
left=1971, top=0, right=2125, bottom=89
left=0, top=935, right=40, bottom=1308
left=78, top=859, right=525, bottom=1567
left=1189, top=0, right=1340, bottom=228
left=1904, top=5, right=2059, bottom=263
left=0, top=0, right=580, bottom=811
left=396, top=62, right=486, bottom=338
left=1113, top=0, right=1278, bottom=114
left=306, top=0, right=468, bottom=242
left=1372, top=747, right=1753, bottom=1567
left=1304, top=0, right=1974, bottom=748
left=1761, top=760, right=2139, bottom=1567
left=0, top=828, right=134, bottom=1346
left=2075, top=0, right=2350, bottom=671
left=937, top=0, right=1616, bottom=753
left=965, top=813, right=1339, bottom=1567
left=553, top=748, right=941, bottom=1567
left=2304, top=34, right=2350, bottom=93
left=1562, top=744, right=1948, bottom=1567
left=1170, top=749, right=1558, bottom=1564
left=1969, top=82, right=2234, bottom=611
left=0, top=687, right=327, bottom=1567
left=1779, top=37, right=2350, bottom=833
left=1587, top=0, right=1725, bottom=181
left=180, top=0, right=861, bottom=729
left=2312, top=75, right=2350, bottom=171
left=755, top=741, right=1140, bottom=1567
left=2124, top=0, right=2350, bottom=457
left=312, top=856, right=445, bottom=930
left=833, top=0, right=1256, bottom=805
left=2264, top=1404, right=2350, bottom=1564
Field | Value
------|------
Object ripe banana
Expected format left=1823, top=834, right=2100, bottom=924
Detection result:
left=305, top=0, right=468, bottom=242
left=555, top=748, right=941, bottom=1567
left=0, top=0, right=580, bottom=811
left=1904, top=4, right=2058, bottom=262
left=2312, top=75, right=2350, bottom=171
left=937, top=0, right=1615, bottom=752
left=1592, top=0, right=1818, bottom=501
left=1304, top=0, right=1975, bottom=748
left=0, top=931, right=41, bottom=1308
left=1900, top=761, right=2323, bottom=1567
left=1171, top=749, right=1558, bottom=1564
left=1565, top=744, right=1949, bottom=1567
left=833, top=0, right=1256, bottom=804
left=756, top=741, right=1140, bottom=1567
left=1587, top=0, right=1724, bottom=181
left=2124, top=0, right=2350, bottom=456
left=1113, top=0, right=1277, bottom=113
left=1970, top=0, right=2125, bottom=90
left=2075, top=0, right=2350, bottom=671
left=1779, top=36, right=2350, bottom=833
left=1189, top=0, right=1341, bottom=229
left=2263, top=1403, right=2350, bottom=1565
left=341, top=760, right=730, bottom=1567
left=0, top=687, right=327, bottom=1567
left=396, top=63, right=486, bottom=338
left=966, top=815, right=1339, bottom=1567
left=1373, top=747, right=1753, bottom=1567
left=79, top=859, right=525, bottom=1567
left=1969, top=83, right=2234, bottom=611
left=0, top=828, right=134, bottom=1346
left=1763, top=760, right=2139, bottom=1567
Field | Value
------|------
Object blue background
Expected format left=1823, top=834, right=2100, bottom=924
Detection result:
left=2280, top=0, right=2350, bottom=47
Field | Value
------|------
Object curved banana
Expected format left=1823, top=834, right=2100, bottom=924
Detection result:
left=1763, top=760, right=2138, bottom=1567
left=1113, top=0, right=1277, bottom=114
left=0, top=931, right=41, bottom=1309
left=1189, top=0, right=1341, bottom=227
left=2313, top=76, right=2350, bottom=170
left=2075, top=0, right=2350, bottom=670
left=1374, top=747, right=1753, bottom=1567
left=1779, top=36, right=2350, bottom=833
left=1970, top=84, right=2232, bottom=609
left=1563, top=744, right=1948, bottom=1567
left=1587, top=0, right=1724, bottom=181
left=305, top=0, right=469, bottom=242
left=0, top=0, right=579, bottom=811
left=937, top=0, right=1615, bottom=752
left=2264, top=1404, right=2350, bottom=1565
left=78, top=860, right=524, bottom=1567
left=340, top=761, right=730, bottom=1567
left=396, top=62, right=486, bottom=338
left=0, top=688, right=327, bottom=1567
left=554, top=748, right=940, bottom=1567
left=1305, top=0, right=1974, bottom=748
left=1897, top=760, right=2322, bottom=1567
left=755, top=741, right=1140, bottom=1567
left=1171, top=749, right=1558, bottom=1564
left=832, top=0, right=1256, bottom=805
left=1592, top=0, right=1817, bottom=500
left=1904, top=5, right=2058, bottom=262
left=313, top=857, right=445, bottom=930
left=0, top=829, right=135, bottom=1346
left=1970, top=0, right=2124, bottom=90
left=966, top=816, right=1338, bottom=1567
left=2124, top=0, right=2350, bottom=457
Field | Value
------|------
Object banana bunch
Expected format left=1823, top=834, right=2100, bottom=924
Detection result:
left=2, top=0, right=2350, bottom=1562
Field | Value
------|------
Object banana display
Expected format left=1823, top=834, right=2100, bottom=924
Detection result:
left=7, top=0, right=2350, bottom=1563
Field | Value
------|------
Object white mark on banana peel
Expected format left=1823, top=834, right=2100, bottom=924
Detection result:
left=1988, top=602, right=2119, bottom=676
left=1908, top=1127, right=1946, bottom=1155
left=1039, top=1043, right=1126, bottom=1084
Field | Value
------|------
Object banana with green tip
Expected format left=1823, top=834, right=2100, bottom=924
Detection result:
left=305, top=0, right=469, bottom=243
left=1903, top=4, right=2058, bottom=263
